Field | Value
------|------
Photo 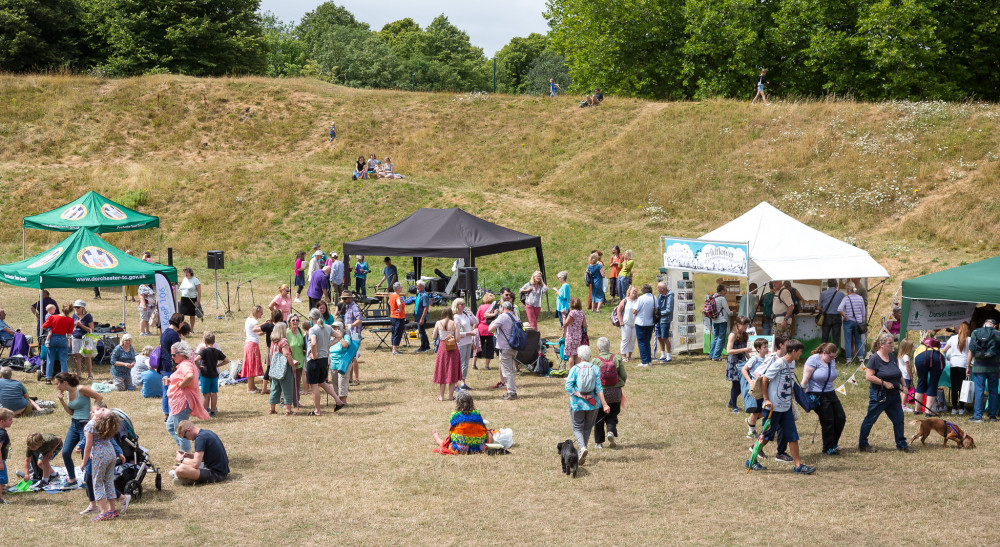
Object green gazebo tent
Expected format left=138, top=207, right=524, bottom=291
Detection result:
left=900, top=255, right=1000, bottom=333
left=0, top=228, right=177, bottom=324
left=22, top=190, right=160, bottom=259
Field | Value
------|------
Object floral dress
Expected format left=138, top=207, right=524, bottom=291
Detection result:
left=726, top=338, right=747, bottom=381
left=564, top=309, right=586, bottom=357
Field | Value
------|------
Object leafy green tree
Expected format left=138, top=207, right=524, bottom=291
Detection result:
left=388, top=15, right=489, bottom=91
left=310, top=25, right=401, bottom=87
left=0, top=0, right=85, bottom=71
left=261, top=11, right=307, bottom=77
left=546, top=0, right=687, bottom=98
left=524, top=48, right=571, bottom=96
left=855, top=0, right=946, bottom=100
left=295, top=1, right=367, bottom=59
left=84, top=0, right=267, bottom=76
left=494, top=33, right=548, bottom=94
left=932, top=0, right=1000, bottom=100
left=379, top=17, right=420, bottom=46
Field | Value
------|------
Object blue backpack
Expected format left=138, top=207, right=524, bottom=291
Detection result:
left=501, top=312, right=527, bottom=350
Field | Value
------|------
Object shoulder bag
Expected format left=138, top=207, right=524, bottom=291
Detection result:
left=815, top=289, right=835, bottom=327
left=269, top=343, right=289, bottom=380
left=849, top=296, right=868, bottom=334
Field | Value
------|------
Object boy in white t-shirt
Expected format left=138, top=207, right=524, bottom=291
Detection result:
left=740, top=338, right=771, bottom=438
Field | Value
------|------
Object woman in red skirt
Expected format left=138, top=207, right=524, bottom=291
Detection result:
left=432, top=308, right=462, bottom=401
left=242, top=305, right=265, bottom=393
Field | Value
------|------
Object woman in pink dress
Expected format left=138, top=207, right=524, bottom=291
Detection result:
left=563, top=297, right=587, bottom=367
left=241, top=305, right=264, bottom=393
left=432, top=308, right=462, bottom=401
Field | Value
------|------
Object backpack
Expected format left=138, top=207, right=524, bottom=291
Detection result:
left=501, top=312, right=527, bottom=350
left=703, top=294, right=720, bottom=320
left=598, top=355, right=619, bottom=387
left=972, top=329, right=1000, bottom=361
left=788, top=289, right=802, bottom=315
left=576, top=364, right=597, bottom=394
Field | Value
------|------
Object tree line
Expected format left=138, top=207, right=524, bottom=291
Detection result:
left=545, top=0, right=1000, bottom=101
left=4, top=0, right=996, bottom=101
left=0, top=0, right=570, bottom=94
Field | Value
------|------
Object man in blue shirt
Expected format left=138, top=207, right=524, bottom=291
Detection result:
left=377, top=257, right=398, bottom=291
left=0, top=309, right=15, bottom=347
left=819, top=279, right=845, bottom=345
left=655, top=282, right=675, bottom=363
left=413, top=280, right=431, bottom=352
left=329, top=253, right=344, bottom=306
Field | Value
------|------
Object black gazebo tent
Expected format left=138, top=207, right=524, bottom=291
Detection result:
left=343, top=208, right=547, bottom=308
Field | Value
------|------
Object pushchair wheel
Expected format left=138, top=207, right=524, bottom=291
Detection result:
left=37, top=369, right=44, bottom=382
left=124, top=479, right=143, bottom=501
left=155, top=472, right=162, bottom=491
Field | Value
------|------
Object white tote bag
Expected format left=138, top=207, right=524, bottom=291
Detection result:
left=959, top=379, right=975, bottom=404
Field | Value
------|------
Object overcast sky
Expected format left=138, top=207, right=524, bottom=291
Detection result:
left=260, top=0, right=550, bottom=56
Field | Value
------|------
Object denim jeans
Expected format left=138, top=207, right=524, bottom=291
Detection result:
left=972, top=370, right=1000, bottom=419
left=858, top=387, right=908, bottom=449
left=417, top=318, right=430, bottom=350
left=843, top=320, right=865, bottom=361
left=709, top=321, right=728, bottom=360
left=635, top=325, right=654, bottom=364
left=617, top=277, right=631, bottom=301
left=760, top=318, right=772, bottom=336
left=46, top=334, right=69, bottom=379
left=166, top=406, right=193, bottom=452
left=63, top=418, right=88, bottom=481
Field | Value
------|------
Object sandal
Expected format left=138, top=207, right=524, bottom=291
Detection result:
left=268, top=409, right=277, bottom=415
left=285, top=410, right=295, bottom=416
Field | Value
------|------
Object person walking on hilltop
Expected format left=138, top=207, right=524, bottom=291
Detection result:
left=752, top=68, right=769, bottom=105
left=548, top=78, right=562, bottom=97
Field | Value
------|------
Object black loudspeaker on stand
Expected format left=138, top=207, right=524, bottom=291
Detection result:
left=207, top=251, right=225, bottom=314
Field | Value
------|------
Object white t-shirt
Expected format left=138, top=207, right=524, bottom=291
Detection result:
left=898, top=354, right=911, bottom=380
left=945, top=335, right=970, bottom=370
left=245, top=317, right=259, bottom=343
left=179, top=276, right=200, bottom=298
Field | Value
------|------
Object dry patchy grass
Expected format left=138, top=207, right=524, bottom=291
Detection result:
left=2, top=284, right=1000, bottom=545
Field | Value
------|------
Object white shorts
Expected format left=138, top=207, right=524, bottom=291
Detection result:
left=71, top=337, right=85, bottom=355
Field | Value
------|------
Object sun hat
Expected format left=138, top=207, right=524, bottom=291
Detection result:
left=312, top=243, right=320, bottom=249
left=313, top=250, right=323, bottom=257
left=331, top=252, right=338, bottom=258
left=341, top=290, right=354, bottom=299
left=73, top=299, right=86, bottom=308
left=333, top=321, right=344, bottom=329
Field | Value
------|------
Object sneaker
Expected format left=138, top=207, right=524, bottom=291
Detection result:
left=658, top=356, right=668, bottom=363
left=665, top=353, right=672, bottom=362
left=774, top=453, right=793, bottom=463
left=209, top=411, right=216, bottom=418
left=0, top=498, right=7, bottom=504
left=637, top=363, right=650, bottom=367
left=859, top=445, right=878, bottom=453
left=824, top=448, right=840, bottom=455
left=794, top=464, right=816, bottom=475
left=595, top=443, right=603, bottom=449
left=120, top=494, right=131, bottom=514
left=914, top=412, right=924, bottom=416
left=80, top=505, right=100, bottom=515
left=168, top=470, right=177, bottom=480
left=33, top=408, right=54, bottom=415
left=578, top=446, right=588, bottom=465
left=990, top=417, right=998, bottom=422
left=731, top=407, right=740, bottom=414
left=746, top=428, right=757, bottom=439
left=902, top=407, right=914, bottom=413
left=951, top=409, right=959, bottom=415
left=968, top=417, right=983, bottom=423
left=898, top=446, right=916, bottom=453
left=459, top=384, right=471, bottom=391
left=607, top=432, right=617, bottom=447
left=413, top=348, right=429, bottom=354
left=745, top=459, right=767, bottom=471
left=749, top=446, right=768, bottom=459
left=500, top=392, right=518, bottom=401
left=492, top=381, right=506, bottom=390
left=37, top=400, right=56, bottom=408
left=293, top=298, right=302, bottom=303
left=959, top=409, right=967, bottom=415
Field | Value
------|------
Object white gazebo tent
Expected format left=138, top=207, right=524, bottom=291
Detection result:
left=700, top=202, right=889, bottom=288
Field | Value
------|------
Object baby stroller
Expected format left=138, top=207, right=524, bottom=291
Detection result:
left=111, top=408, right=162, bottom=500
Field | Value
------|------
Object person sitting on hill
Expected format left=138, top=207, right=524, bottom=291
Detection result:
left=367, top=154, right=380, bottom=174
left=353, top=156, right=368, bottom=180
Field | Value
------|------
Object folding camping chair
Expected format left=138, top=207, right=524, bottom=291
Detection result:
left=514, top=330, right=541, bottom=374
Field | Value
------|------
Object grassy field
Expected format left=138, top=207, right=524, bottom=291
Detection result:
left=3, top=285, right=1000, bottom=545
left=3, top=75, right=1000, bottom=544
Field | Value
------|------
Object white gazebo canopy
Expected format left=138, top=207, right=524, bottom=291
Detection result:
left=700, top=202, right=889, bottom=287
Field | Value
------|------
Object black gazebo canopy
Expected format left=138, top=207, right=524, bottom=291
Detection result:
left=343, top=208, right=547, bottom=301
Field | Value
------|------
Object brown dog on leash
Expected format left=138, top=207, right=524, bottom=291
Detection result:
left=910, top=418, right=976, bottom=449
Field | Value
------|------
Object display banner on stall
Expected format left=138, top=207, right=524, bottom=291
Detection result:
left=155, top=272, right=175, bottom=332
left=905, top=299, right=976, bottom=331
left=661, top=236, right=749, bottom=276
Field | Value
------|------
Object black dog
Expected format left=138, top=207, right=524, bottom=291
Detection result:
left=557, top=440, right=579, bottom=477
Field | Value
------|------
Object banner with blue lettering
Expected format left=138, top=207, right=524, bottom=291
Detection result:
left=906, top=299, right=975, bottom=331
left=155, top=272, right=175, bottom=332
left=661, top=236, right=749, bottom=276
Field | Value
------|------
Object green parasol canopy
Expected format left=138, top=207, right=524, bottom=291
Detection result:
left=900, top=255, right=1000, bottom=332
left=0, top=228, right=176, bottom=289
left=22, top=191, right=159, bottom=233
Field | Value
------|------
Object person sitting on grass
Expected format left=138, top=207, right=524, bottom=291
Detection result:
left=0, top=366, right=48, bottom=417
left=750, top=339, right=816, bottom=474
left=353, top=155, right=368, bottom=180
left=170, top=420, right=230, bottom=486
left=433, top=390, right=492, bottom=455
left=24, top=432, right=62, bottom=487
